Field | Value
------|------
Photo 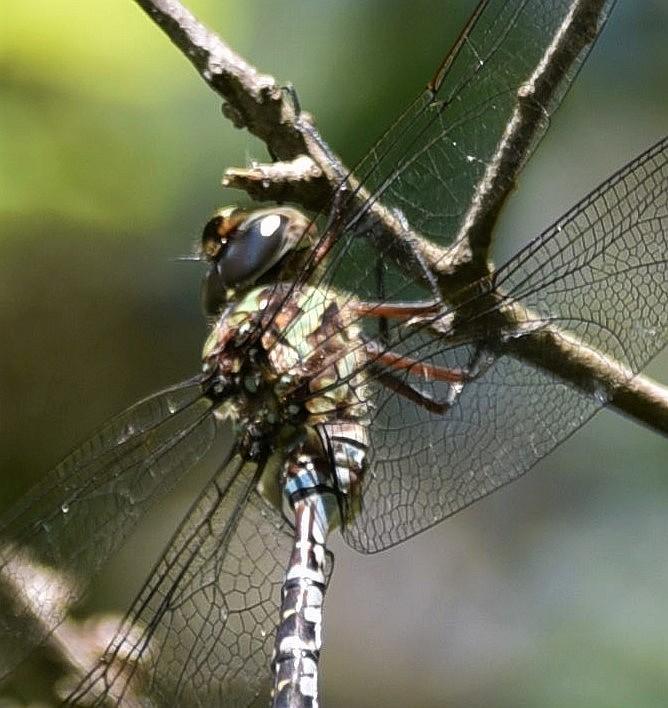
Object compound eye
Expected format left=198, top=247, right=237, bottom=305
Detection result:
left=216, top=212, right=287, bottom=287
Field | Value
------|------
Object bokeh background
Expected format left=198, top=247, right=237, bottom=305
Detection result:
left=1, top=1, right=667, bottom=706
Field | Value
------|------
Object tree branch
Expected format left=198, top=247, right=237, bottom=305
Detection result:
left=133, top=0, right=667, bottom=434
left=447, top=0, right=609, bottom=269
left=132, top=0, right=339, bottom=209
left=504, top=314, right=668, bottom=435
left=0, top=551, right=144, bottom=705
left=223, top=155, right=325, bottom=209
left=133, top=0, right=296, bottom=157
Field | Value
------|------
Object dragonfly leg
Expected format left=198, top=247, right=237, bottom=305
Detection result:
left=282, top=82, right=302, bottom=117
left=366, top=341, right=472, bottom=383
left=366, top=206, right=444, bottom=303
left=311, top=182, right=352, bottom=265
left=283, top=83, right=345, bottom=183
left=392, top=225, right=443, bottom=303
left=373, top=367, right=456, bottom=414
left=351, top=298, right=442, bottom=321
left=369, top=344, right=495, bottom=414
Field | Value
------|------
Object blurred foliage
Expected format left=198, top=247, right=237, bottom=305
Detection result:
left=1, top=2, right=195, bottom=228
left=1, top=1, right=667, bottom=707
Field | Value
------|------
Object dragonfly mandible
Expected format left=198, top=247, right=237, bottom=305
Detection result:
left=1, top=0, right=666, bottom=706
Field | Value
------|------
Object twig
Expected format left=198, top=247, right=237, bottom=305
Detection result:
left=0, top=551, right=144, bottom=706
left=132, top=0, right=336, bottom=209
left=508, top=326, right=668, bottom=433
left=223, top=155, right=324, bottom=208
left=449, top=0, right=610, bottom=267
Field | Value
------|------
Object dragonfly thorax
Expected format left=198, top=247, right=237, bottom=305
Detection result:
left=201, top=282, right=372, bottom=522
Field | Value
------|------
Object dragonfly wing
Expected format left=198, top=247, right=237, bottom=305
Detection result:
left=494, top=137, right=668, bottom=373
left=0, top=377, right=217, bottom=678
left=64, top=456, right=296, bottom=708
left=343, top=137, right=667, bottom=552
left=350, top=0, right=617, bottom=250
left=299, top=0, right=619, bottom=349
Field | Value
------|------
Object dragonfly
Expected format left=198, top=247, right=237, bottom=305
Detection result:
left=1, top=0, right=666, bottom=706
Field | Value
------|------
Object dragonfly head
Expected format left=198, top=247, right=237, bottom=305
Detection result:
left=200, top=205, right=316, bottom=315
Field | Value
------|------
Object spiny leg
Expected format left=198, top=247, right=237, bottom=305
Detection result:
left=368, top=342, right=494, bottom=414
left=384, top=216, right=444, bottom=303
left=351, top=298, right=442, bottom=321
left=372, top=367, right=457, bottom=415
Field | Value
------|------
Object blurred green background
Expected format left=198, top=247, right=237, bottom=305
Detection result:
left=1, top=1, right=667, bottom=706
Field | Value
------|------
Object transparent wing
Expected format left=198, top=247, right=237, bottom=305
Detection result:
left=0, top=377, right=217, bottom=677
left=65, top=456, right=297, bottom=708
left=352, top=0, right=617, bottom=248
left=339, top=137, right=667, bottom=551
left=495, top=137, right=668, bottom=370
left=283, top=0, right=620, bottom=360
